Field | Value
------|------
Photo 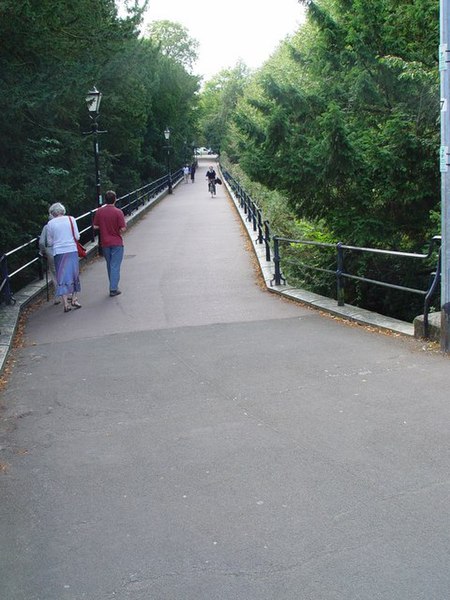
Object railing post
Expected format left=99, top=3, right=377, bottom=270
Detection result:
left=36, top=237, right=44, bottom=281
left=423, top=246, right=442, bottom=339
left=240, top=187, right=245, bottom=210
left=242, top=189, right=248, bottom=214
left=91, top=209, right=102, bottom=256
left=0, top=255, right=13, bottom=305
left=271, top=236, right=286, bottom=286
left=336, top=242, right=345, bottom=306
left=90, top=210, right=96, bottom=243
left=256, top=209, right=263, bottom=244
left=251, top=202, right=257, bottom=232
left=264, top=220, right=271, bottom=261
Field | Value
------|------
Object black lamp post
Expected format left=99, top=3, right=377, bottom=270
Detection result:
left=84, top=87, right=106, bottom=207
left=164, top=127, right=172, bottom=194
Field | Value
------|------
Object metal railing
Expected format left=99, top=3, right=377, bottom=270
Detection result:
left=0, top=170, right=182, bottom=306
left=223, top=170, right=271, bottom=260
left=117, top=172, right=179, bottom=215
left=222, top=168, right=441, bottom=338
left=272, top=235, right=441, bottom=337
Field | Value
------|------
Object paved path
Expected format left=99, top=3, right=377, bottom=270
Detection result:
left=1, top=158, right=450, bottom=600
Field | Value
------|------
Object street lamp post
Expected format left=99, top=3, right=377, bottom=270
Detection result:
left=440, top=2, right=450, bottom=351
left=164, top=127, right=172, bottom=194
left=84, top=87, right=106, bottom=208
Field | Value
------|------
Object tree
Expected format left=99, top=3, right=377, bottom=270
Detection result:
left=217, top=0, right=440, bottom=320
left=0, top=0, right=138, bottom=242
left=146, top=20, right=199, bottom=71
left=0, top=1, right=200, bottom=254
left=197, top=62, right=250, bottom=153
left=230, top=0, right=439, bottom=248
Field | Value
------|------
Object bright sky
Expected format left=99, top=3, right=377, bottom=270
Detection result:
left=140, top=0, right=307, bottom=80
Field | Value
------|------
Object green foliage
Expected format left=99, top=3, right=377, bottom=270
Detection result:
left=214, top=0, right=441, bottom=320
left=228, top=0, right=439, bottom=248
left=197, top=62, right=250, bottom=153
left=146, top=20, right=199, bottom=71
left=0, top=4, right=200, bottom=250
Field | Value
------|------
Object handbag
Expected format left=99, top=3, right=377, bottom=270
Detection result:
left=69, top=217, right=87, bottom=258
left=215, top=177, right=222, bottom=185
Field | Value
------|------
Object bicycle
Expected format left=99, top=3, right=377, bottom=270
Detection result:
left=208, top=179, right=216, bottom=197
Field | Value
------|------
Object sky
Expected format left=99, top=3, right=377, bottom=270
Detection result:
left=139, top=0, right=307, bottom=81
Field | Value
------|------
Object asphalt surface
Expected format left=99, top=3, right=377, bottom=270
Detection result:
left=1, top=158, right=450, bottom=600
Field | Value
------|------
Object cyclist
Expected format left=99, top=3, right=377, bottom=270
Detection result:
left=206, top=165, right=216, bottom=197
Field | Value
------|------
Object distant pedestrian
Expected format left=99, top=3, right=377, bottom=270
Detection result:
left=93, top=190, right=127, bottom=297
left=183, top=165, right=190, bottom=183
left=46, top=203, right=82, bottom=313
left=190, top=162, right=196, bottom=182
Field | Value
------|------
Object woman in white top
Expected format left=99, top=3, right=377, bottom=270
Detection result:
left=46, top=202, right=82, bottom=313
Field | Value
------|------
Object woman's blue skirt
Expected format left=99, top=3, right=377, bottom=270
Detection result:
left=54, top=251, right=81, bottom=296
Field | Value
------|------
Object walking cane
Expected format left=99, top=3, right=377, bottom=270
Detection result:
left=44, top=256, right=49, bottom=302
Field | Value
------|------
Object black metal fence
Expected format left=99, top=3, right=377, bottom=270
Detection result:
left=223, top=171, right=272, bottom=261
left=0, top=170, right=182, bottom=306
left=222, top=168, right=441, bottom=338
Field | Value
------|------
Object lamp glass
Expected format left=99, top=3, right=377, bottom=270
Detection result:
left=86, top=87, right=102, bottom=113
left=164, top=128, right=170, bottom=141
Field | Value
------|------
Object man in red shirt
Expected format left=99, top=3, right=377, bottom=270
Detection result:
left=93, top=190, right=127, bottom=296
